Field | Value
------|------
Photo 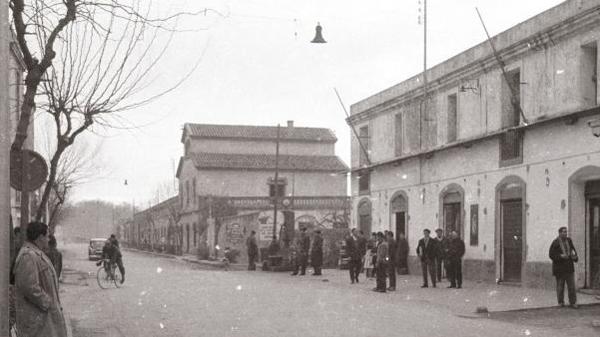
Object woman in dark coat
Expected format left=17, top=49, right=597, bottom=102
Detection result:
left=310, top=230, right=324, bottom=275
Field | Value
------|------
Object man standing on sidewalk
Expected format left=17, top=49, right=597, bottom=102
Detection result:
left=549, top=226, right=579, bottom=308
left=416, top=229, right=437, bottom=288
left=345, top=229, right=361, bottom=283
left=310, top=229, right=323, bottom=276
left=386, top=231, right=397, bottom=291
left=373, top=232, right=389, bottom=293
left=292, top=227, right=310, bottom=276
left=14, top=221, right=68, bottom=337
left=246, top=230, right=258, bottom=271
left=434, top=228, right=447, bottom=283
left=446, top=231, right=465, bottom=289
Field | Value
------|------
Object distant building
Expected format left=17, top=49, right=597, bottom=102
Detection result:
left=172, top=121, right=350, bottom=257
left=348, top=0, right=600, bottom=288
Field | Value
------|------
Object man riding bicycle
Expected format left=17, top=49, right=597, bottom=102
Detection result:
left=96, top=238, right=125, bottom=283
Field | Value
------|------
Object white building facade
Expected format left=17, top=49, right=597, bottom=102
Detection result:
left=349, top=0, right=600, bottom=288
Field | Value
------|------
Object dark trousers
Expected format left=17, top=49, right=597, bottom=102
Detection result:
left=434, top=256, right=444, bottom=282
left=421, top=259, right=436, bottom=287
left=376, top=262, right=387, bottom=291
left=115, top=258, right=125, bottom=278
left=349, top=258, right=361, bottom=282
left=248, top=254, right=257, bottom=270
left=448, top=258, right=462, bottom=287
left=293, top=254, right=308, bottom=274
left=387, top=263, right=396, bottom=288
left=556, top=273, right=577, bottom=305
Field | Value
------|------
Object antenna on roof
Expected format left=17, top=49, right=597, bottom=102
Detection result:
left=476, top=7, right=528, bottom=125
left=334, top=88, right=371, bottom=166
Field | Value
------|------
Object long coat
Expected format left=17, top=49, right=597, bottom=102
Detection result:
left=14, top=242, right=67, bottom=337
left=549, top=237, right=578, bottom=277
left=310, top=234, right=324, bottom=267
left=246, top=236, right=258, bottom=258
left=416, top=238, right=438, bottom=261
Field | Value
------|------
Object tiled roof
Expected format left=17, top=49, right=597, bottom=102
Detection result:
left=188, top=153, right=348, bottom=172
left=185, top=123, right=337, bottom=142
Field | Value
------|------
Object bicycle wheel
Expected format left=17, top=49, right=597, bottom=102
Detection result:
left=113, top=267, right=123, bottom=288
left=97, top=266, right=112, bottom=289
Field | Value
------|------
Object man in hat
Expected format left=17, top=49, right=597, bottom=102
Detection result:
left=549, top=226, right=579, bottom=308
left=434, top=228, right=447, bottom=283
left=416, top=229, right=438, bottom=288
left=292, top=227, right=310, bottom=275
left=311, top=229, right=324, bottom=275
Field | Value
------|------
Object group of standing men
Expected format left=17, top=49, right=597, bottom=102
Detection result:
left=290, top=227, right=324, bottom=276
left=417, top=228, right=465, bottom=289
left=344, top=228, right=410, bottom=292
left=245, top=227, right=325, bottom=276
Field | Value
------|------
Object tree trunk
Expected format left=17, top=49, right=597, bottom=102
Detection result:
left=36, top=143, right=67, bottom=221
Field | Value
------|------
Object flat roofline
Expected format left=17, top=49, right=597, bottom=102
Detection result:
left=351, top=0, right=600, bottom=115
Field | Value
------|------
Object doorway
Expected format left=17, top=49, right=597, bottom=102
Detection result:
left=441, top=189, right=463, bottom=238
left=501, top=199, right=523, bottom=282
left=587, top=180, right=600, bottom=288
left=390, top=192, right=408, bottom=237
left=358, top=198, right=372, bottom=234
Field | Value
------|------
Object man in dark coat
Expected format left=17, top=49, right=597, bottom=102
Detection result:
left=446, top=231, right=465, bottom=288
left=246, top=230, right=259, bottom=271
left=311, top=229, right=324, bottom=275
left=345, top=229, right=361, bottom=283
left=396, top=232, right=409, bottom=275
left=46, top=235, right=63, bottom=280
left=357, top=230, right=367, bottom=273
left=416, top=229, right=438, bottom=288
left=373, top=232, right=389, bottom=292
left=386, top=231, right=397, bottom=291
left=292, top=227, right=310, bottom=275
left=434, top=228, right=447, bottom=283
left=549, top=226, right=579, bottom=308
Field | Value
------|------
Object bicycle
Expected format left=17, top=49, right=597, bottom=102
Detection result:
left=96, top=259, right=123, bottom=289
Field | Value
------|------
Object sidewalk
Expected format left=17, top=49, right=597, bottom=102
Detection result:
left=295, top=268, right=600, bottom=317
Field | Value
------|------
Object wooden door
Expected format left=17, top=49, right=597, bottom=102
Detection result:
left=395, top=212, right=406, bottom=236
left=443, top=203, right=462, bottom=237
left=502, top=200, right=523, bottom=282
left=589, top=197, right=600, bottom=288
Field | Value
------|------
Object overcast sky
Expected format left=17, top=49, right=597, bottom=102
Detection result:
left=62, top=0, right=565, bottom=206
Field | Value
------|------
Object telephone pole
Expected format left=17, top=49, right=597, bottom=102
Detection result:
left=1, top=0, right=11, bottom=332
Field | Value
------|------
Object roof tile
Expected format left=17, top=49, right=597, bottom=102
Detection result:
left=189, top=153, right=348, bottom=172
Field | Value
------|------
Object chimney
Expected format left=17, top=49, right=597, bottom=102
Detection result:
left=287, top=120, right=294, bottom=129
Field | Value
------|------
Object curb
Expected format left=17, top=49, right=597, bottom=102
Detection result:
left=181, top=257, right=258, bottom=271
left=455, top=302, right=600, bottom=319
left=122, top=248, right=176, bottom=259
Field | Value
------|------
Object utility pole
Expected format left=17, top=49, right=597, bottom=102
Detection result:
left=272, top=124, right=281, bottom=239
left=1, top=0, right=11, bottom=332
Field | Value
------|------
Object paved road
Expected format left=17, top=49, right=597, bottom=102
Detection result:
left=59, top=244, right=598, bottom=337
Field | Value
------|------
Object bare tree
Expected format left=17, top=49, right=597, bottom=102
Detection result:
left=9, top=0, right=220, bottom=221
left=43, top=136, right=105, bottom=233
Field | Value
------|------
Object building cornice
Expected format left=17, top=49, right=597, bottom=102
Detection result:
left=347, top=5, right=600, bottom=125
left=350, top=105, right=600, bottom=173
